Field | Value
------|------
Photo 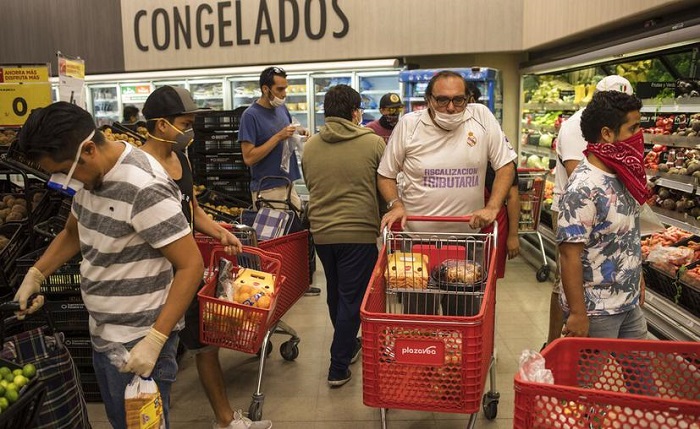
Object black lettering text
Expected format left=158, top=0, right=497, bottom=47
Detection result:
left=331, top=0, right=348, bottom=38
left=218, top=1, right=233, bottom=47
left=12, top=97, right=27, bottom=117
left=196, top=4, right=214, bottom=47
left=174, top=6, right=192, bottom=49
left=304, top=0, right=326, bottom=40
left=279, top=0, right=299, bottom=42
left=152, top=8, right=170, bottom=50
left=255, top=0, right=275, bottom=44
left=235, top=0, right=251, bottom=45
left=134, top=10, right=149, bottom=51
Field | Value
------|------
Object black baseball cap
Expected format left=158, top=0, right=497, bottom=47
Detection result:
left=380, top=93, right=403, bottom=109
left=142, top=85, right=210, bottom=120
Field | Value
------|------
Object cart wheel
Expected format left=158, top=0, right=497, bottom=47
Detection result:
left=248, top=400, right=263, bottom=421
left=482, top=393, right=499, bottom=420
left=280, top=341, right=299, bottom=361
left=256, top=340, right=273, bottom=358
left=536, top=265, right=550, bottom=282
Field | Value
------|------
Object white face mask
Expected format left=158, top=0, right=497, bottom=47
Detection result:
left=432, top=109, right=465, bottom=131
left=47, top=130, right=95, bottom=196
left=268, top=90, right=285, bottom=108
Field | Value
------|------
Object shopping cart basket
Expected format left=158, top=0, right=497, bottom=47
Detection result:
left=361, top=216, right=500, bottom=429
left=514, top=337, right=700, bottom=429
left=518, top=168, right=550, bottom=282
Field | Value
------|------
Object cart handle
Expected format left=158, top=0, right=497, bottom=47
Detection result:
left=516, top=168, right=548, bottom=173
left=208, top=245, right=282, bottom=281
left=404, top=215, right=472, bottom=223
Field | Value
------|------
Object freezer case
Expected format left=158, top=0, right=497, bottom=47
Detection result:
left=88, top=84, right=120, bottom=127
left=399, top=67, right=503, bottom=123
left=310, top=73, right=352, bottom=132
left=356, top=71, right=401, bottom=124
left=190, top=80, right=225, bottom=110
left=119, top=83, right=152, bottom=122
left=229, top=75, right=308, bottom=129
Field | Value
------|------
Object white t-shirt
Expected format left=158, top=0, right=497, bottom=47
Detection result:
left=378, top=104, right=516, bottom=232
left=552, top=108, right=587, bottom=211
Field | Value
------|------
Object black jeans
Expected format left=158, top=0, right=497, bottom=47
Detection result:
left=316, top=243, right=378, bottom=378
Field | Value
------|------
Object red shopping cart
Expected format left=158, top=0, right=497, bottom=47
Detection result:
left=361, top=216, right=499, bottom=429
left=514, top=337, right=700, bottom=428
left=518, top=168, right=550, bottom=282
left=196, top=227, right=310, bottom=421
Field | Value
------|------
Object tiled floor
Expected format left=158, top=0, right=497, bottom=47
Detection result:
left=87, top=256, right=551, bottom=428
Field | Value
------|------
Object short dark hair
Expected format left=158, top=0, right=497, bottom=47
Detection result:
left=323, top=85, right=361, bottom=121
left=580, top=91, right=642, bottom=143
left=259, top=66, right=287, bottom=89
left=123, top=105, right=139, bottom=122
left=425, top=70, right=468, bottom=100
left=18, top=102, right=103, bottom=163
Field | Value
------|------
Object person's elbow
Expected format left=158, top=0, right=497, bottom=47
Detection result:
left=242, top=151, right=255, bottom=167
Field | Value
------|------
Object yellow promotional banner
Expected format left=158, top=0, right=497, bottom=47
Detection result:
left=58, top=56, right=85, bottom=79
left=0, top=64, right=52, bottom=126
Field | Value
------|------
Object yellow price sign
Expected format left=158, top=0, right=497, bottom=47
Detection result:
left=0, top=82, right=52, bottom=126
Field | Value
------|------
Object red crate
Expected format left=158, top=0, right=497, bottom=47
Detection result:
left=514, top=337, right=700, bottom=429
left=198, top=246, right=283, bottom=354
left=360, top=245, right=496, bottom=414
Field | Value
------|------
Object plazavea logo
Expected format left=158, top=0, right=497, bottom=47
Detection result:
left=395, top=339, right=444, bottom=365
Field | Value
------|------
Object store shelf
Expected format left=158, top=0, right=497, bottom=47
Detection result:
left=234, top=94, right=258, bottom=98
left=643, top=134, right=700, bottom=148
left=286, top=93, right=307, bottom=97
left=193, top=95, right=223, bottom=100
left=640, top=98, right=700, bottom=113
left=523, top=102, right=580, bottom=112
left=289, top=111, right=308, bottom=114
left=360, top=90, right=391, bottom=95
left=520, top=145, right=555, bottom=157
left=643, top=290, right=700, bottom=341
left=522, top=123, right=558, bottom=134
left=651, top=205, right=700, bottom=235
left=93, top=98, right=118, bottom=103
left=408, top=97, right=426, bottom=102
left=648, top=169, right=696, bottom=193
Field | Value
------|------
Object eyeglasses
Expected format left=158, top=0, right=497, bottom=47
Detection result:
left=431, top=95, right=468, bottom=107
left=383, top=107, right=404, bottom=115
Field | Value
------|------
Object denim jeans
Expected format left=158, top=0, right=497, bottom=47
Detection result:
left=92, top=332, right=179, bottom=429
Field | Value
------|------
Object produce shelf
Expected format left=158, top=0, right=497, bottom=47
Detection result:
left=648, top=169, right=696, bottom=194
left=651, top=205, right=700, bottom=236
left=643, top=134, right=700, bottom=148
left=523, top=102, right=580, bottom=112
left=520, top=145, right=555, bottom=158
left=643, top=289, right=700, bottom=342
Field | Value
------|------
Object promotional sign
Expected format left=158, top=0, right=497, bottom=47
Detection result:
left=121, top=84, right=152, bottom=104
left=0, top=64, right=52, bottom=126
left=58, top=53, right=86, bottom=107
left=394, top=339, right=445, bottom=366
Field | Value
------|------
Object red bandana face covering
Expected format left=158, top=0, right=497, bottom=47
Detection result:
left=584, top=130, right=649, bottom=205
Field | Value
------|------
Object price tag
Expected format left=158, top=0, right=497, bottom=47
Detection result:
left=0, top=83, right=52, bottom=126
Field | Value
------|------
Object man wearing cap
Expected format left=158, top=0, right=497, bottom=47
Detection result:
left=13, top=101, right=203, bottom=428
left=239, top=66, right=321, bottom=297
left=365, top=92, right=404, bottom=144
left=142, top=87, right=269, bottom=429
left=546, top=75, right=635, bottom=346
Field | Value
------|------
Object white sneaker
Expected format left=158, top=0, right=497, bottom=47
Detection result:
left=214, top=410, right=272, bottom=429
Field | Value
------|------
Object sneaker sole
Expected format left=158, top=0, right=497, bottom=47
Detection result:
left=328, top=377, right=351, bottom=387
left=350, top=349, right=361, bottom=364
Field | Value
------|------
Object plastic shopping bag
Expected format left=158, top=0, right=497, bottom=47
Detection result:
left=640, top=203, right=666, bottom=235
left=125, top=375, right=166, bottom=429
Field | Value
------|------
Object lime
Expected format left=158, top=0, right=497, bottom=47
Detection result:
left=0, top=381, right=7, bottom=389
left=12, top=375, right=27, bottom=389
left=22, top=364, right=37, bottom=379
left=0, top=385, right=5, bottom=397
left=4, top=389, right=18, bottom=404
left=11, top=369, right=22, bottom=377
left=0, top=367, right=10, bottom=377
left=5, top=383, right=16, bottom=392
left=3, top=373, right=13, bottom=383
left=0, top=397, right=7, bottom=410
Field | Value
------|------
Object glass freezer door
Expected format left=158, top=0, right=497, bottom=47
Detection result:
left=356, top=71, right=401, bottom=124
left=310, top=73, right=351, bottom=132
left=285, top=75, right=309, bottom=130
left=230, top=77, right=260, bottom=110
left=119, top=83, right=152, bottom=123
left=88, top=85, right=120, bottom=127
left=189, top=80, right=224, bottom=110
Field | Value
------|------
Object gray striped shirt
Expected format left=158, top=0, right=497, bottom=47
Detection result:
left=72, top=144, right=191, bottom=351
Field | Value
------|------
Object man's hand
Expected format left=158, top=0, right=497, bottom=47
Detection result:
left=14, top=267, right=45, bottom=320
left=561, top=313, right=589, bottom=337
left=507, top=234, right=520, bottom=259
left=468, top=207, right=499, bottom=229
left=220, top=229, right=243, bottom=255
left=121, top=328, right=169, bottom=377
left=380, top=203, right=407, bottom=232
left=276, top=125, right=296, bottom=142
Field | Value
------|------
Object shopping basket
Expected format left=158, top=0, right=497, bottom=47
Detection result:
left=361, top=216, right=500, bottom=429
left=517, top=168, right=550, bottom=282
left=513, top=337, right=700, bottom=429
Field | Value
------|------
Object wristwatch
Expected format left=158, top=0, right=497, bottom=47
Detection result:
left=386, top=198, right=402, bottom=210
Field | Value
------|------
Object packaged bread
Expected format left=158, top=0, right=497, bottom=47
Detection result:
left=431, top=259, right=483, bottom=287
left=386, top=252, right=429, bottom=289
left=125, top=376, right=165, bottom=429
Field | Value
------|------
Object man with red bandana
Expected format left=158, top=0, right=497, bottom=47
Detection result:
left=557, top=90, right=647, bottom=339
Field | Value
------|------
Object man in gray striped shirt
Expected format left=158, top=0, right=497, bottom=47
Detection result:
left=14, top=102, right=204, bottom=429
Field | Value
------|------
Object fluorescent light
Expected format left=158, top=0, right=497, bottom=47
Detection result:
left=521, top=24, right=700, bottom=75
left=84, top=59, right=399, bottom=83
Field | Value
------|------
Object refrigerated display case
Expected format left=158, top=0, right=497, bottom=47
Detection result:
left=399, top=67, right=503, bottom=123
left=311, top=73, right=352, bottom=132
left=119, top=83, right=151, bottom=122
left=228, top=74, right=309, bottom=129
left=190, top=80, right=225, bottom=110
left=356, top=71, right=402, bottom=123
left=88, top=84, right=120, bottom=127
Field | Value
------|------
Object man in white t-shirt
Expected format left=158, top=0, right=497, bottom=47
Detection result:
left=547, top=75, right=634, bottom=344
left=378, top=70, right=516, bottom=315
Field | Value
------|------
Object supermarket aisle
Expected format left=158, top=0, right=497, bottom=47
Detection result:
left=86, top=255, right=551, bottom=428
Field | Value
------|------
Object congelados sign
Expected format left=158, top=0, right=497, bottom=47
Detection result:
left=121, top=0, right=351, bottom=70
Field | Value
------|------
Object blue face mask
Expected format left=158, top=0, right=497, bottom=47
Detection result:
left=46, top=131, right=94, bottom=196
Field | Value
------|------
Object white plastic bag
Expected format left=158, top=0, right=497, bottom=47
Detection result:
left=640, top=203, right=666, bottom=235
left=125, top=375, right=166, bottom=429
left=518, top=349, right=554, bottom=384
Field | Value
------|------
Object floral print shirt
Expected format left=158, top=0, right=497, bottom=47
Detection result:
left=556, top=159, right=642, bottom=316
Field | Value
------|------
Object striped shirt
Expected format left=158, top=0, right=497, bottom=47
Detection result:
left=72, top=143, right=191, bottom=351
